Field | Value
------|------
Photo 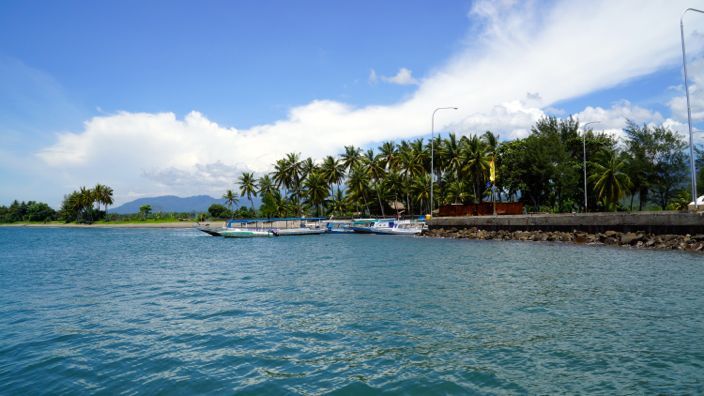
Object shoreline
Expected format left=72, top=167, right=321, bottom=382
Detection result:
left=0, top=221, right=218, bottom=229
left=422, top=227, right=704, bottom=253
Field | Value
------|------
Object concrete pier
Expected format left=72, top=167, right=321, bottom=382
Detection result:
left=428, top=211, right=704, bottom=235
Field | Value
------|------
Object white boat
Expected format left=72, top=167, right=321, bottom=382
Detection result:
left=325, top=220, right=353, bottom=233
left=351, top=218, right=394, bottom=233
left=221, top=228, right=274, bottom=238
left=369, top=220, right=425, bottom=236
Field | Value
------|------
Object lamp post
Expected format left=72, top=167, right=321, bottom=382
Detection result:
left=430, top=107, right=458, bottom=215
left=581, top=121, right=600, bottom=212
left=681, top=8, right=703, bottom=210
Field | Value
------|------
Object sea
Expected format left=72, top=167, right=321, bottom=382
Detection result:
left=0, top=227, right=703, bottom=394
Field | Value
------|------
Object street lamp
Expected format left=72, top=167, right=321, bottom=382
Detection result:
left=681, top=8, right=703, bottom=210
left=430, top=106, right=458, bottom=214
left=581, top=121, right=600, bottom=212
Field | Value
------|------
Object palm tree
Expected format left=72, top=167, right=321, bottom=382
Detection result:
left=237, top=172, right=258, bottom=210
left=222, top=189, right=239, bottom=219
left=320, top=155, right=345, bottom=197
left=440, top=132, right=463, bottom=181
left=340, top=145, right=362, bottom=173
left=93, top=183, right=114, bottom=219
left=272, top=159, right=290, bottom=194
left=378, top=141, right=398, bottom=171
left=258, top=175, right=276, bottom=197
left=384, top=171, right=405, bottom=217
left=78, top=186, right=94, bottom=223
left=328, top=189, right=347, bottom=216
left=364, top=150, right=387, bottom=217
left=461, top=135, right=490, bottom=203
left=346, top=163, right=371, bottom=215
left=481, top=131, right=499, bottom=158
left=300, top=157, right=316, bottom=181
left=284, top=152, right=303, bottom=199
left=303, top=170, right=329, bottom=217
left=445, top=179, right=472, bottom=204
left=589, top=150, right=632, bottom=211
left=411, top=173, right=431, bottom=213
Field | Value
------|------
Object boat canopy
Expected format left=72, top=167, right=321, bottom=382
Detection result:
left=226, top=217, right=326, bottom=227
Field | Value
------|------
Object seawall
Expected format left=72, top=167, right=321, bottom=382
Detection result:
left=428, top=212, right=704, bottom=235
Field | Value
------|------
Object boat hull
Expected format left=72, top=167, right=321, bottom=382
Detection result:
left=272, top=228, right=326, bottom=236
left=369, top=227, right=423, bottom=235
left=221, top=229, right=273, bottom=238
left=198, top=227, right=224, bottom=236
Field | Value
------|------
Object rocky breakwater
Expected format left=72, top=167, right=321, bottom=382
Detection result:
left=422, top=227, right=704, bottom=253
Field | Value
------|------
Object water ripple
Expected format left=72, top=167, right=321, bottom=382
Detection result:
left=0, top=228, right=703, bottom=394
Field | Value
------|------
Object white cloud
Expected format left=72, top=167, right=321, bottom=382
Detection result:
left=668, top=58, right=704, bottom=122
left=453, top=100, right=546, bottom=140
left=368, top=69, right=377, bottom=85
left=380, top=68, right=418, bottom=85
left=575, top=100, right=664, bottom=129
left=35, top=0, right=700, bottom=204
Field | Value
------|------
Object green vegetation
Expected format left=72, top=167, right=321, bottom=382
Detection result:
left=229, top=116, right=696, bottom=217
left=3, top=117, right=698, bottom=224
left=206, top=203, right=256, bottom=220
left=59, top=184, right=114, bottom=223
left=0, top=200, right=57, bottom=223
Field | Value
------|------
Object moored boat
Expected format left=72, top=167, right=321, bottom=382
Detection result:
left=198, top=227, right=225, bottom=236
left=325, top=220, right=353, bottom=233
left=271, top=217, right=326, bottom=236
left=368, top=219, right=425, bottom=235
left=351, top=218, right=394, bottom=233
left=221, top=228, right=274, bottom=238
left=272, top=227, right=326, bottom=236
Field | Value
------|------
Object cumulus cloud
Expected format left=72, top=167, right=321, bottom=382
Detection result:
left=669, top=58, right=704, bottom=122
left=381, top=68, right=419, bottom=85
left=35, top=0, right=700, bottom=204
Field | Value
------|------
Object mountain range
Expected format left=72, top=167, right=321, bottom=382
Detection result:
left=109, top=195, right=229, bottom=214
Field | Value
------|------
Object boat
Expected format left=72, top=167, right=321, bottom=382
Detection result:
left=350, top=218, right=395, bottom=234
left=272, top=227, right=326, bottom=236
left=219, top=219, right=275, bottom=238
left=368, top=219, right=426, bottom=236
left=325, top=220, right=354, bottom=233
left=221, top=228, right=274, bottom=238
left=271, top=217, right=326, bottom=236
left=197, top=227, right=225, bottom=236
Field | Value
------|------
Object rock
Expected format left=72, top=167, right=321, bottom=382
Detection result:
left=605, top=230, right=620, bottom=238
left=620, top=232, right=642, bottom=245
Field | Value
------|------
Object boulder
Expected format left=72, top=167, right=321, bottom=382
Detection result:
left=620, top=232, right=643, bottom=245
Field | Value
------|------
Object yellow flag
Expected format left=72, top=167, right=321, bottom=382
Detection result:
left=489, top=158, right=496, bottom=183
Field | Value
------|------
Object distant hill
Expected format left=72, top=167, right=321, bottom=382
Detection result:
left=110, top=195, right=225, bottom=214
left=110, top=195, right=263, bottom=214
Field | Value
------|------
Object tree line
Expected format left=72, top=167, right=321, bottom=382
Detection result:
left=222, top=116, right=702, bottom=218
left=0, top=201, right=57, bottom=223
left=58, top=184, right=114, bottom=223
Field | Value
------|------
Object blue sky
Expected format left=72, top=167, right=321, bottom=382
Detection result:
left=0, top=0, right=702, bottom=206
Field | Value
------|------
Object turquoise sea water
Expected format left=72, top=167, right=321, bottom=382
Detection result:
left=0, top=227, right=703, bottom=394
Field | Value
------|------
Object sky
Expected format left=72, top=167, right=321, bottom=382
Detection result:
left=1, top=0, right=703, bottom=207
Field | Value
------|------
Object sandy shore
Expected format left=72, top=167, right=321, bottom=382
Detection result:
left=0, top=221, right=225, bottom=229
